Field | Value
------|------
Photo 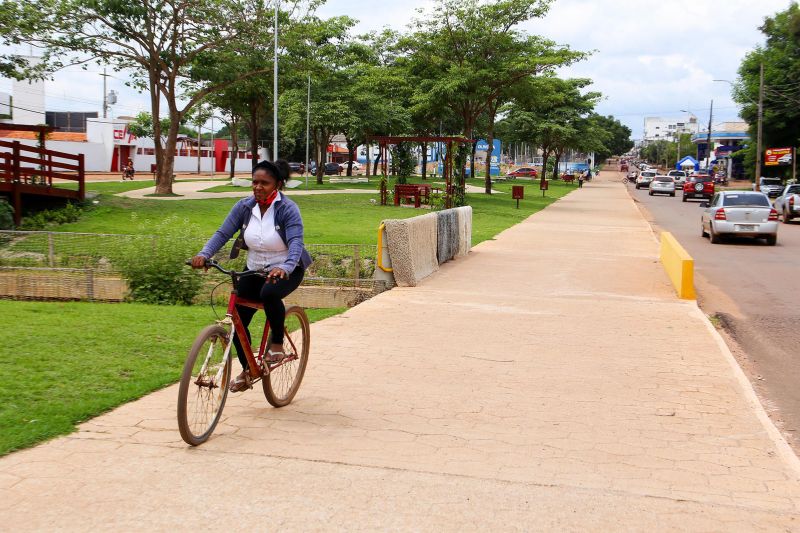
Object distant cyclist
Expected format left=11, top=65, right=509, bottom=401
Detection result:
left=191, top=160, right=313, bottom=392
left=122, top=159, right=135, bottom=180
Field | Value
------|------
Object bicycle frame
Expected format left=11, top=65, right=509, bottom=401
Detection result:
left=221, top=288, right=300, bottom=380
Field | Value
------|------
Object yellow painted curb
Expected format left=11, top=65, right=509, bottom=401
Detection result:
left=660, top=232, right=696, bottom=300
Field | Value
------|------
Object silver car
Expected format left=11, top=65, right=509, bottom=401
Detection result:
left=649, top=176, right=676, bottom=197
left=700, top=191, right=779, bottom=245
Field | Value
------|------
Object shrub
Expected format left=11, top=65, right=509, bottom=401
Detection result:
left=0, top=199, right=13, bottom=229
left=19, top=202, right=83, bottom=230
left=116, top=215, right=203, bottom=305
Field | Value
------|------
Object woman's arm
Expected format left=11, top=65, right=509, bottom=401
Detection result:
left=197, top=201, right=246, bottom=259
left=274, top=202, right=305, bottom=274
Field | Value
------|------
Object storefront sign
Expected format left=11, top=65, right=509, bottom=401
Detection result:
left=765, top=147, right=792, bottom=166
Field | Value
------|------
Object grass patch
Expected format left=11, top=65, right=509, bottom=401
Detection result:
left=54, top=177, right=575, bottom=245
left=0, top=300, right=344, bottom=456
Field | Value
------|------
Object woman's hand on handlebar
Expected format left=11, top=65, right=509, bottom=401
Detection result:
left=191, top=255, right=208, bottom=270
left=267, top=267, right=287, bottom=283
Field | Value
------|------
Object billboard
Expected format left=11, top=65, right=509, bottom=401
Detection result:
left=764, top=147, right=792, bottom=166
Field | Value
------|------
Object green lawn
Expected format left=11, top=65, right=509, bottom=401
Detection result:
left=58, top=177, right=575, bottom=245
left=0, top=300, right=344, bottom=456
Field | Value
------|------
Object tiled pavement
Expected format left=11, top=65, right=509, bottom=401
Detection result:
left=1, top=172, right=799, bottom=530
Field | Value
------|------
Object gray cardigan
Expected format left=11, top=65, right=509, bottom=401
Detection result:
left=198, top=195, right=312, bottom=273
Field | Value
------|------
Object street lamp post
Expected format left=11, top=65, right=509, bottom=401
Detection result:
left=273, top=0, right=279, bottom=162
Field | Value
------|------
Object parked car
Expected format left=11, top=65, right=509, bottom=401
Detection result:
left=773, top=183, right=800, bottom=223
left=683, top=175, right=714, bottom=202
left=758, top=177, right=784, bottom=198
left=649, top=176, right=676, bottom=197
left=620, top=162, right=629, bottom=171
left=506, top=167, right=538, bottom=178
left=345, top=161, right=362, bottom=172
left=288, top=162, right=305, bottom=174
left=667, top=170, right=687, bottom=187
left=635, top=170, right=657, bottom=189
left=310, top=162, right=344, bottom=175
left=700, top=191, right=779, bottom=245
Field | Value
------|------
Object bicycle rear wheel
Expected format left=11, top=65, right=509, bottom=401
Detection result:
left=177, top=325, right=231, bottom=445
left=263, top=306, right=310, bottom=407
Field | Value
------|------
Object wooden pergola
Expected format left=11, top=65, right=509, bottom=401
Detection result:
left=367, top=135, right=472, bottom=208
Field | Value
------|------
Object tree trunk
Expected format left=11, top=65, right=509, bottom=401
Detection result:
left=365, top=145, right=371, bottom=177
left=155, top=118, right=181, bottom=194
left=374, top=149, right=381, bottom=176
left=229, top=119, right=239, bottom=179
left=421, top=142, right=428, bottom=179
left=541, top=147, right=550, bottom=182
left=470, top=140, right=477, bottom=181
left=346, top=138, right=354, bottom=176
left=552, top=150, right=561, bottom=180
left=484, top=107, right=497, bottom=194
left=247, top=100, right=261, bottom=166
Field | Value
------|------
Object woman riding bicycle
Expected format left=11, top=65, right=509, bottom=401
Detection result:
left=191, top=159, right=312, bottom=392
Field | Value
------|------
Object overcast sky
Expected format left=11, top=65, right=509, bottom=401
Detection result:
left=1, top=0, right=792, bottom=139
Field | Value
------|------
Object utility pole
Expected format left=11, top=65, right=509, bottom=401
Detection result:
left=705, top=100, right=713, bottom=171
left=305, top=74, right=310, bottom=187
left=273, top=0, right=279, bottom=161
left=100, top=69, right=111, bottom=118
left=755, top=62, right=764, bottom=190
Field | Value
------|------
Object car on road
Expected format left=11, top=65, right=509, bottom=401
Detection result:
left=759, top=177, right=784, bottom=198
left=635, top=170, right=657, bottom=189
left=683, top=174, right=714, bottom=202
left=649, top=176, right=676, bottom=197
left=700, top=191, right=779, bottom=245
left=507, top=167, right=538, bottom=178
left=773, top=183, right=800, bottom=223
left=667, top=169, right=687, bottom=187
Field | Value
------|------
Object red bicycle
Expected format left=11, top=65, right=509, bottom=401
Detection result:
left=177, top=259, right=310, bottom=445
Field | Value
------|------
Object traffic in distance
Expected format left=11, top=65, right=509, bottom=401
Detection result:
left=620, top=158, right=798, bottom=246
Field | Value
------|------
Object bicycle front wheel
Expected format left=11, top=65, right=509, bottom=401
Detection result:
left=263, top=306, right=310, bottom=407
left=177, top=325, right=231, bottom=445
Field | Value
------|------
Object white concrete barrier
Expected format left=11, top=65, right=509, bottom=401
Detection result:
left=379, top=206, right=473, bottom=287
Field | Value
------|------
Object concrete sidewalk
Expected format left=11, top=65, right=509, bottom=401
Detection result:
left=115, top=180, right=377, bottom=200
left=2, top=172, right=799, bottom=530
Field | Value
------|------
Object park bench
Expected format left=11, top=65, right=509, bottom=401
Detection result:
left=562, top=174, right=575, bottom=184
left=394, top=183, right=431, bottom=208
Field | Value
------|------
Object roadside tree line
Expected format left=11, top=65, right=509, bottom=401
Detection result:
left=1, top=0, right=632, bottom=195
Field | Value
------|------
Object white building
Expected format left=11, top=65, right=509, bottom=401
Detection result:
left=643, top=115, right=699, bottom=144
left=0, top=55, right=45, bottom=126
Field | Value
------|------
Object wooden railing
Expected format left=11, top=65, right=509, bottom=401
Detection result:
left=0, top=140, right=85, bottom=225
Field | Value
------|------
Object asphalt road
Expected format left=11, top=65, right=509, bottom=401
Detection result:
left=625, top=174, right=800, bottom=449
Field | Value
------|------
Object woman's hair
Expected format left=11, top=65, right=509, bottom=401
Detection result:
left=252, top=159, right=290, bottom=188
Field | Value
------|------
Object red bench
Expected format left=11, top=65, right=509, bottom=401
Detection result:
left=394, top=184, right=431, bottom=208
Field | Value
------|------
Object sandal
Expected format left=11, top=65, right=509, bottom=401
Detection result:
left=229, top=370, right=252, bottom=393
left=265, top=349, right=287, bottom=364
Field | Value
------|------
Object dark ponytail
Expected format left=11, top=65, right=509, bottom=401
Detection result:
left=252, top=159, right=291, bottom=188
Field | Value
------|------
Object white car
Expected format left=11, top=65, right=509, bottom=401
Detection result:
left=346, top=161, right=363, bottom=171
left=649, top=176, right=676, bottom=197
left=700, top=191, right=779, bottom=245
left=635, top=170, right=657, bottom=189
left=667, top=170, right=687, bottom=187
left=778, top=153, right=792, bottom=164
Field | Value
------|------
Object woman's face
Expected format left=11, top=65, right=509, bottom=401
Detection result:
left=252, top=169, right=279, bottom=202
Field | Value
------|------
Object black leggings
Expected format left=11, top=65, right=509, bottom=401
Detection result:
left=232, top=267, right=304, bottom=370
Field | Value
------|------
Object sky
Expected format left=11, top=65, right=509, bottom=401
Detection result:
left=1, top=0, right=793, bottom=139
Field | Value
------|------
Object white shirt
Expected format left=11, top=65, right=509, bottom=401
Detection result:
left=243, top=192, right=289, bottom=270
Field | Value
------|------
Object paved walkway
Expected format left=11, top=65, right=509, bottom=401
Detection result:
left=116, top=180, right=377, bottom=200
left=2, top=172, right=799, bottom=530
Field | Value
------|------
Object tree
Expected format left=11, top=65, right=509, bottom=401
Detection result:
left=2, top=0, right=302, bottom=194
left=407, top=0, right=585, bottom=193
left=734, top=3, right=800, bottom=181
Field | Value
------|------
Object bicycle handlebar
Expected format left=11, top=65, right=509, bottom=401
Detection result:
left=184, top=258, right=269, bottom=279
